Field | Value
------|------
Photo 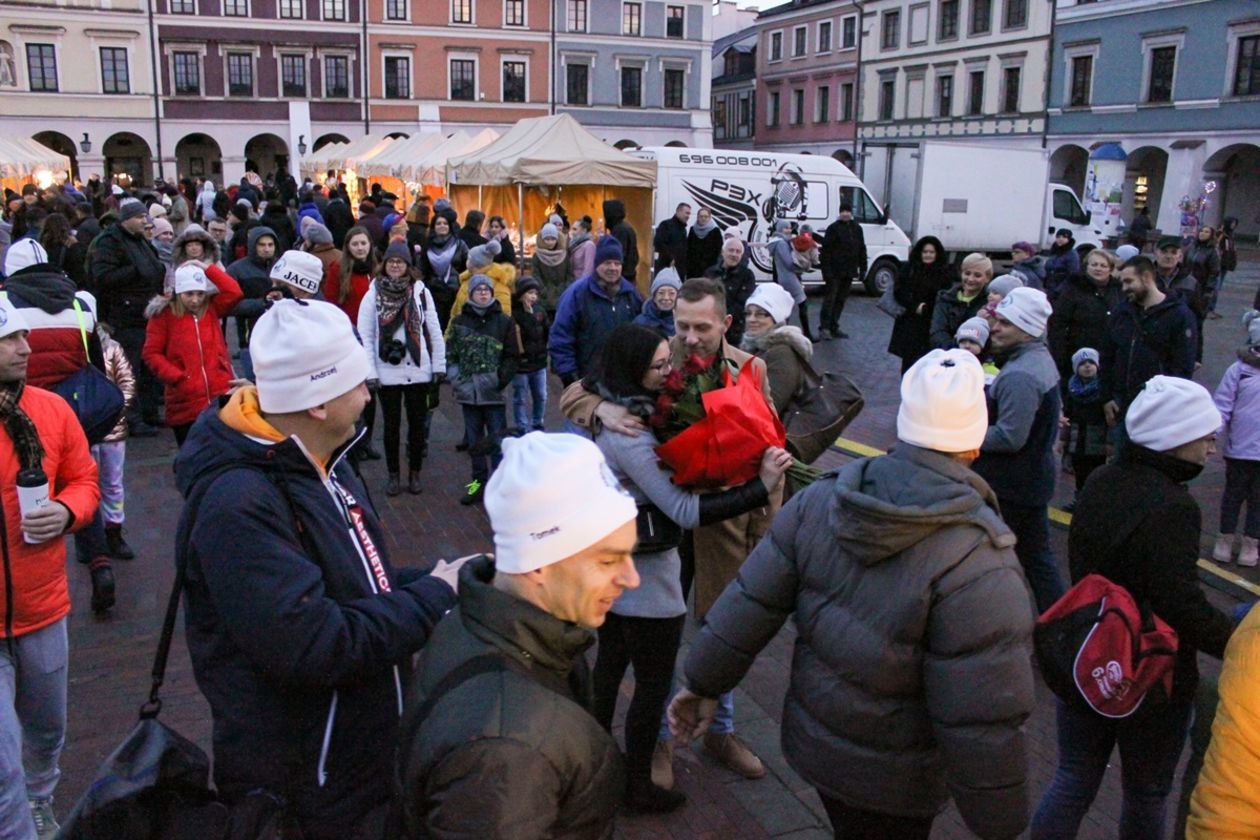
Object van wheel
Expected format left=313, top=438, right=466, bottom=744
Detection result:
left=865, top=259, right=898, bottom=296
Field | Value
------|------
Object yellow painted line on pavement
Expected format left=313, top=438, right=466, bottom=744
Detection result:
left=1198, top=558, right=1260, bottom=599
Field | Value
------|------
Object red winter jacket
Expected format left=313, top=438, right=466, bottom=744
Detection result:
left=142, top=265, right=243, bottom=427
left=0, top=266, right=98, bottom=389
left=0, top=386, right=99, bottom=638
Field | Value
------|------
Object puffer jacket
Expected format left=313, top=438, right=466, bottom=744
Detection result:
left=683, top=444, right=1034, bottom=839
left=0, top=267, right=99, bottom=388
left=447, top=300, right=520, bottom=406
left=633, top=299, right=674, bottom=337
left=175, top=389, right=456, bottom=838
left=1213, top=354, right=1260, bottom=461
left=0, top=386, right=99, bottom=639
left=142, top=265, right=243, bottom=427
left=397, top=556, right=623, bottom=840
left=447, top=262, right=516, bottom=338
left=548, top=274, right=643, bottom=380
left=1187, top=605, right=1260, bottom=838
left=1048, top=273, right=1123, bottom=378
left=928, top=284, right=986, bottom=350
left=741, top=325, right=811, bottom=416
left=1099, top=294, right=1198, bottom=407
left=226, top=226, right=277, bottom=340
left=512, top=302, right=549, bottom=374
left=357, top=281, right=446, bottom=388
left=90, top=222, right=166, bottom=329
left=100, top=331, right=135, bottom=442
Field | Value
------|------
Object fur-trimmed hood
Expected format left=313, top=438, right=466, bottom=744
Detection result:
left=173, top=223, right=220, bottom=266
left=742, top=324, right=813, bottom=360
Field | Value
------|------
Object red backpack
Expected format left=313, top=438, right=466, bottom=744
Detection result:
left=1034, top=574, right=1179, bottom=718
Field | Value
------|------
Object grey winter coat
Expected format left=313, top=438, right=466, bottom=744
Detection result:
left=742, top=325, right=812, bottom=416
left=769, top=235, right=805, bottom=304
left=684, top=444, right=1035, bottom=839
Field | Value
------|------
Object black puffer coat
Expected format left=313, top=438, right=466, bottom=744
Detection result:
left=1048, top=273, right=1123, bottom=378
left=928, top=284, right=986, bottom=350
left=398, top=557, right=624, bottom=839
left=89, top=222, right=166, bottom=329
left=684, top=444, right=1035, bottom=839
left=887, top=237, right=954, bottom=365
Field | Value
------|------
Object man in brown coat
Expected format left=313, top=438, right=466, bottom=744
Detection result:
left=560, top=276, right=779, bottom=787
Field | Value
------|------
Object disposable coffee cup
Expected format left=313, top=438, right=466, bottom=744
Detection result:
left=16, top=467, right=49, bottom=545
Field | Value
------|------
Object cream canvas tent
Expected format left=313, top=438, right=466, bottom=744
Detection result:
left=303, top=141, right=348, bottom=176
left=335, top=135, right=397, bottom=171
left=357, top=132, right=446, bottom=179
left=408, top=128, right=499, bottom=185
left=0, top=136, right=72, bottom=180
left=445, top=115, right=656, bottom=287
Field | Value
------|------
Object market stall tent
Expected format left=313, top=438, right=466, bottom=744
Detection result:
left=0, top=136, right=72, bottom=181
left=358, top=133, right=447, bottom=179
left=409, top=128, right=499, bottom=185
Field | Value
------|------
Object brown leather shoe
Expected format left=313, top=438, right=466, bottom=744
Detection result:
left=650, top=740, right=674, bottom=790
left=703, top=732, right=765, bottom=779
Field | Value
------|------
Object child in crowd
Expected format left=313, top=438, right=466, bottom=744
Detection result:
left=980, top=274, right=1024, bottom=326
left=511, top=277, right=550, bottom=432
left=96, top=323, right=136, bottom=559
left=1211, top=311, right=1260, bottom=567
left=955, top=316, right=999, bottom=386
left=790, top=231, right=819, bottom=273
left=1062, top=347, right=1108, bottom=511
left=635, top=268, right=681, bottom=337
left=448, top=274, right=521, bottom=505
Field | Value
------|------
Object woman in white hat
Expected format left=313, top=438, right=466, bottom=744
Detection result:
left=741, top=282, right=813, bottom=416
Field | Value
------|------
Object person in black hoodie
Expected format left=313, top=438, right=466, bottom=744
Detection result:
left=260, top=196, right=296, bottom=253
left=818, top=203, right=868, bottom=339
left=458, top=210, right=487, bottom=252
left=176, top=299, right=465, bottom=839
left=604, top=198, right=639, bottom=284
left=226, top=226, right=278, bottom=377
left=887, top=236, right=955, bottom=374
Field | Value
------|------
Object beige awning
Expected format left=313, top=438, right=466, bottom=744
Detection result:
left=357, top=132, right=447, bottom=179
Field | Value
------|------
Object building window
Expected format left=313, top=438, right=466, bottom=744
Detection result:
left=767, top=90, right=780, bottom=126
left=769, top=31, right=782, bottom=61
left=818, top=20, right=832, bottom=52
left=227, top=53, right=253, bottom=97
left=970, top=0, right=990, bottom=34
left=1235, top=35, right=1260, bottom=97
left=322, top=0, right=345, bottom=19
left=173, top=51, right=200, bottom=95
left=666, top=5, right=684, bottom=38
left=278, top=0, right=301, bottom=18
left=936, top=74, right=953, bottom=116
left=567, top=0, right=586, bottom=30
left=739, top=92, right=751, bottom=131
left=622, top=2, right=641, bottom=36
left=1002, top=0, right=1026, bottom=30
left=505, top=0, right=525, bottom=26
left=324, top=55, right=349, bottom=97
left=1069, top=55, right=1092, bottom=107
left=839, top=81, right=853, bottom=120
left=26, top=44, right=57, bottom=91
left=789, top=88, right=804, bottom=124
left=620, top=65, right=642, bottom=106
left=793, top=26, right=807, bottom=57
left=100, top=47, right=129, bottom=94
left=1001, top=65, right=1020, bottom=112
left=223, top=0, right=248, bottom=15
left=451, top=0, right=472, bottom=22
left=815, top=84, right=830, bottom=122
left=566, top=62, right=588, bottom=104
left=502, top=60, right=525, bottom=101
left=967, top=69, right=984, bottom=114
left=663, top=67, right=684, bottom=108
left=281, top=54, right=306, bottom=97
left=1147, top=45, right=1175, bottom=102
left=841, top=15, right=856, bottom=48
left=386, top=0, right=407, bottom=19
left=713, top=99, right=727, bottom=138
left=384, top=55, right=410, bottom=98
left=450, top=58, right=475, bottom=100
left=881, top=11, right=900, bottom=49
left=169, top=0, right=195, bottom=13
left=879, top=79, right=894, bottom=120
left=939, top=0, right=959, bottom=40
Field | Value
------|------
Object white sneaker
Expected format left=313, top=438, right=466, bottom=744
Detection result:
left=1214, top=533, right=1236, bottom=564
left=29, top=799, right=58, bottom=840
left=1238, top=536, right=1259, bottom=568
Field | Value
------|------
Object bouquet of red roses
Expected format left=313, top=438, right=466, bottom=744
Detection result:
left=649, top=353, right=820, bottom=489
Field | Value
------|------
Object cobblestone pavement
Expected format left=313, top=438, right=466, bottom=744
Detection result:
left=55, top=255, right=1258, bottom=838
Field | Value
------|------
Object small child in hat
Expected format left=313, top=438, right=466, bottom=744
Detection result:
left=790, top=230, right=819, bottom=273
left=954, top=316, right=999, bottom=387
left=1210, top=310, right=1260, bottom=567
left=1062, top=347, right=1108, bottom=509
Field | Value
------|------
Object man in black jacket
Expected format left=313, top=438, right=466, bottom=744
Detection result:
left=604, top=198, right=639, bottom=284
left=653, top=202, right=690, bottom=274
left=89, top=197, right=165, bottom=434
left=176, top=299, right=464, bottom=839
left=398, top=432, right=637, bottom=838
left=818, top=203, right=867, bottom=339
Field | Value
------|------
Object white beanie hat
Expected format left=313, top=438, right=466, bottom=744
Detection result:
left=0, top=293, right=31, bottom=340
left=148, top=203, right=167, bottom=219
left=270, top=250, right=324, bottom=296
left=1115, top=244, right=1140, bottom=263
left=486, top=432, right=637, bottom=574
left=746, top=283, right=795, bottom=325
left=173, top=264, right=211, bottom=295
left=995, top=286, right=1052, bottom=338
left=1071, top=347, right=1100, bottom=370
left=250, top=299, right=371, bottom=414
left=3, top=239, right=48, bottom=276
left=897, top=349, right=989, bottom=453
left=1126, top=375, right=1222, bottom=452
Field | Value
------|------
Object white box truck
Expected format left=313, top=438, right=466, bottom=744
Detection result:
left=906, top=142, right=1104, bottom=257
left=631, top=147, right=911, bottom=294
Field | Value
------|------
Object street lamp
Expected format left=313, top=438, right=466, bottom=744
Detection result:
left=297, top=134, right=307, bottom=156
left=79, top=133, right=91, bottom=154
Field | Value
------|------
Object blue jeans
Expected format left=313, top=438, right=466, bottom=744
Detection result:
left=512, top=369, right=547, bottom=431
left=1000, top=501, right=1065, bottom=614
left=1031, top=698, right=1192, bottom=839
left=461, top=404, right=507, bottom=482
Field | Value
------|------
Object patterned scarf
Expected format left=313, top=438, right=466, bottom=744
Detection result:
left=0, top=380, right=44, bottom=470
left=375, top=275, right=427, bottom=367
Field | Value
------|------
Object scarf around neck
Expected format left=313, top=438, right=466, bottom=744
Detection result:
left=691, top=219, right=718, bottom=238
left=1068, top=374, right=1101, bottom=402
left=0, top=380, right=44, bottom=471
left=535, top=246, right=567, bottom=268
left=426, top=237, right=458, bottom=284
left=375, top=275, right=427, bottom=367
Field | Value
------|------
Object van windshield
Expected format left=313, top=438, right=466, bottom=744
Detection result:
left=839, top=186, right=883, bottom=224
left=1053, top=189, right=1090, bottom=226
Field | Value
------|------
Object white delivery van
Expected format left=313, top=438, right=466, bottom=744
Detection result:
left=631, top=147, right=911, bottom=294
left=909, top=142, right=1104, bottom=256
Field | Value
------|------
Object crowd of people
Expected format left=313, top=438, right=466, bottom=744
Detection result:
left=0, top=168, right=1256, bottom=840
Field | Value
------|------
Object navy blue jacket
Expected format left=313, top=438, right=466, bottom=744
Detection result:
left=1099, top=293, right=1198, bottom=407
left=174, top=403, right=455, bottom=837
left=548, top=274, right=644, bottom=378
